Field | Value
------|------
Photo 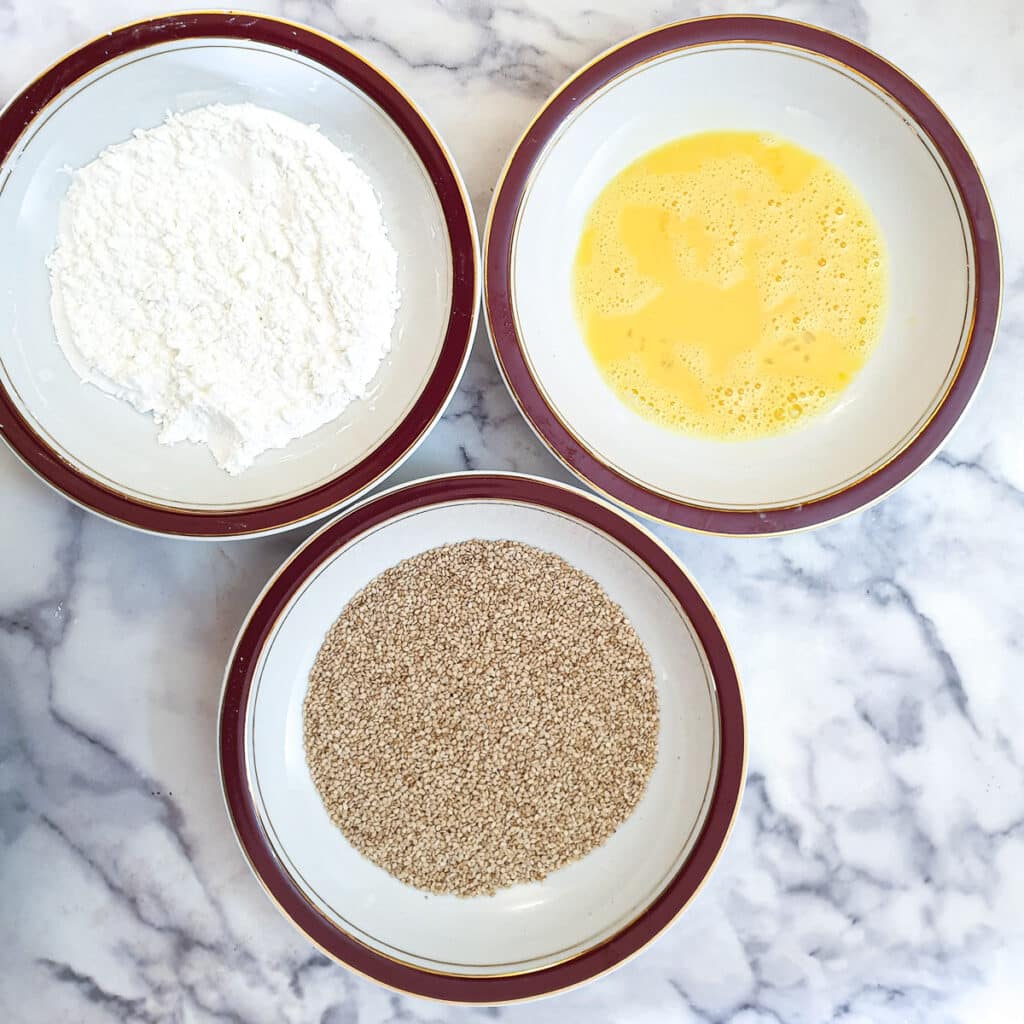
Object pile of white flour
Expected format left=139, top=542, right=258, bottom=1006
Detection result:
left=47, top=103, right=399, bottom=475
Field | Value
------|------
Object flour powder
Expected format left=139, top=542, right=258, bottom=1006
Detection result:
left=47, top=103, right=399, bottom=475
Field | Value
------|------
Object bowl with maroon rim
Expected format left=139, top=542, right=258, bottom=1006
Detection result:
left=0, top=12, right=478, bottom=538
left=219, top=472, right=745, bottom=1002
left=484, top=16, right=1000, bottom=536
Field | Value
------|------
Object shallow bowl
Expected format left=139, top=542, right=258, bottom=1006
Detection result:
left=485, top=16, right=1000, bottom=535
left=219, top=472, right=745, bottom=1002
left=0, top=12, right=478, bottom=537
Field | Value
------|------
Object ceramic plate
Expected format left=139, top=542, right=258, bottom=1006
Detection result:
left=485, top=16, right=1000, bottom=535
left=219, top=472, right=745, bottom=1002
left=0, top=12, right=478, bottom=537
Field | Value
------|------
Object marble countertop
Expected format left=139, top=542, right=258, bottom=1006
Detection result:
left=2, top=1, right=1022, bottom=1021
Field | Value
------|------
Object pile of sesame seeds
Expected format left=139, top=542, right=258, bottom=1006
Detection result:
left=303, top=539, right=659, bottom=897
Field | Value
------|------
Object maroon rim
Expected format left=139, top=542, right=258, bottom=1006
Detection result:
left=219, top=473, right=745, bottom=1002
left=0, top=13, right=477, bottom=537
left=485, top=17, right=1001, bottom=535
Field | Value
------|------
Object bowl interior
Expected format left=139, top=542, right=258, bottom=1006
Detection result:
left=511, top=42, right=972, bottom=510
left=0, top=37, right=452, bottom=510
left=246, top=497, right=720, bottom=975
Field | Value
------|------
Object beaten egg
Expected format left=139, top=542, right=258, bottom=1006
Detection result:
left=572, top=131, right=888, bottom=439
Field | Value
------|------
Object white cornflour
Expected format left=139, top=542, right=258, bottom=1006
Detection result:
left=47, top=103, right=399, bottom=475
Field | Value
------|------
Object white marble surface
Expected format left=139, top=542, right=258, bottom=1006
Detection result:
left=1, top=0, right=1022, bottom=1021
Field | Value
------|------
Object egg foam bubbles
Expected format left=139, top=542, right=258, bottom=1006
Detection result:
left=572, top=131, right=888, bottom=439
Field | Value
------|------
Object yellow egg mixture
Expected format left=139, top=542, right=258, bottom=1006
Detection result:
left=572, top=131, right=888, bottom=438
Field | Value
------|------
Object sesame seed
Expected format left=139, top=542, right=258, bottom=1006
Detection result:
left=303, top=539, right=659, bottom=897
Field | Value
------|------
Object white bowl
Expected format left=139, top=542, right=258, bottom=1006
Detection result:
left=219, top=473, right=745, bottom=1002
left=0, top=12, right=478, bottom=537
left=485, top=16, right=1000, bottom=534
